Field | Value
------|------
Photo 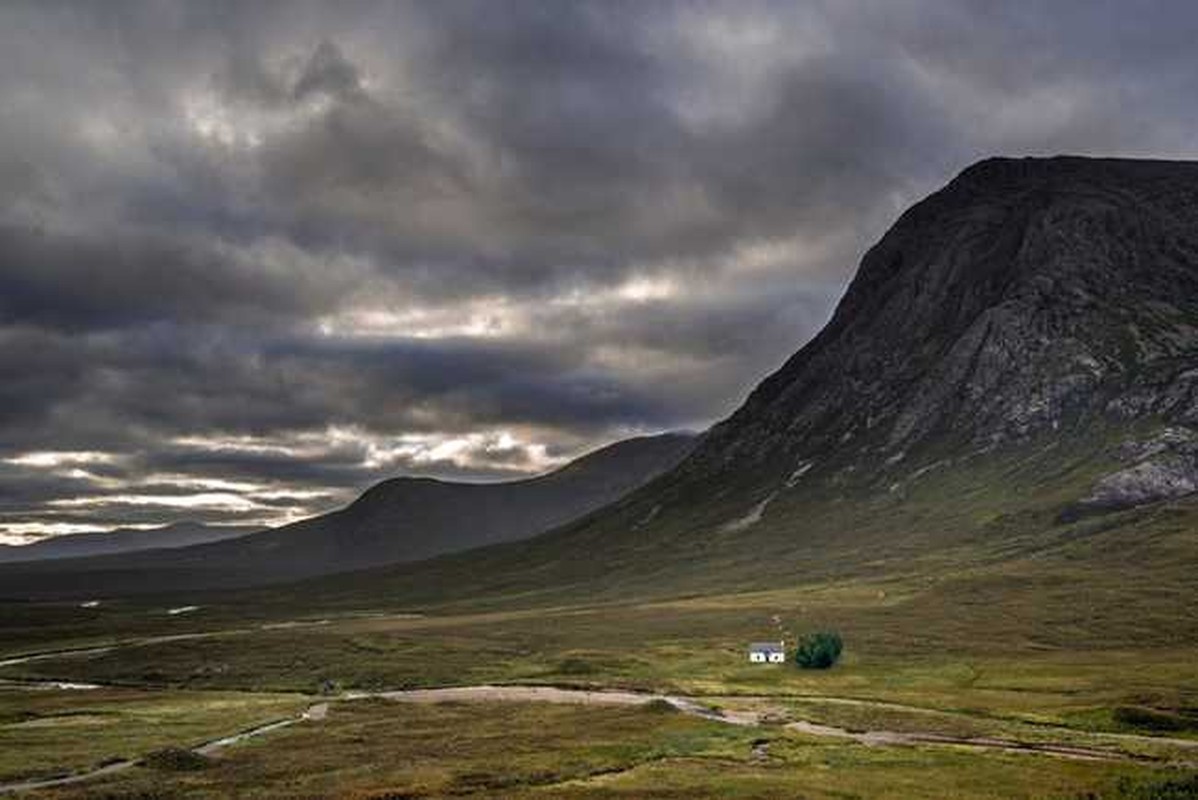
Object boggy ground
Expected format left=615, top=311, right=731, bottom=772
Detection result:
left=2, top=576, right=1197, bottom=799
left=10, top=698, right=1174, bottom=800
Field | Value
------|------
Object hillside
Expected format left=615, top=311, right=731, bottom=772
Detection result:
left=195, top=430, right=697, bottom=575
left=0, top=522, right=260, bottom=563
left=8, top=157, right=1198, bottom=616
left=686, top=155, right=1198, bottom=481
left=279, top=156, right=1198, bottom=614
left=0, top=432, right=695, bottom=596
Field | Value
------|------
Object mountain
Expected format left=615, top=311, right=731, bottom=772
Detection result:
left=0, top=432, right=695, bottom=596
left=279, top=156, right=1198, bottom=612
left=683, top=155, right=1198, bottom=489
left=0, top=522, right=260, bottom=563
left=8, top=156, right=1198, bottom=610
left=170, top=430, right=697, bottom=577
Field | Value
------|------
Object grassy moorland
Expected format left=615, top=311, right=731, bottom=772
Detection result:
left=3, top=573, right=1197, bottom=798
left=6, top=576, right=1198, bottom=733
left=2, top=431, right=1197, bottom=797
left=14, top=699, right=1176, bottom=800
left=0, top=687, right=306, bottom=785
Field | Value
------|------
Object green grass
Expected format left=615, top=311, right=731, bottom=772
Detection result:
left=1082, top=774, right=1198, bottom=800
left=23, top=698, right=1167, bottom=800
left=0, top=687, right=305, bottom=784
left=7, top=571, right=1197, bottom=730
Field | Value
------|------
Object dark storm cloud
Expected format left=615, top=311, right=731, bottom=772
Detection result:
left=0, top=223, right=349, bottom=331
left=4, top=0, right=1198, bottom=537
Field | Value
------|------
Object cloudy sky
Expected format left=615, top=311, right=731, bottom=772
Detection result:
left=4, top=1, right=1198, bottom=541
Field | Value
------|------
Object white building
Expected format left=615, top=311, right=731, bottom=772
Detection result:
left=748, top=642, right=786, bottom=663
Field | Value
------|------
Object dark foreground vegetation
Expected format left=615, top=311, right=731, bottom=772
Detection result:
left=793, top=632, right=844, bottom=669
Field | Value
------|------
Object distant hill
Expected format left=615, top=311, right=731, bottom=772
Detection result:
left=0, top=432, right=695, bottom=596
left=175, top=430, right=697, bottom=577
left=0, top=521, right=259, bottom=563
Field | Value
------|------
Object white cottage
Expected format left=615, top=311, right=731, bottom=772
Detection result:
left=748, top=642, right=786, bottom=664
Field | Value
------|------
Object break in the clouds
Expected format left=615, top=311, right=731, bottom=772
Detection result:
left=4, top=1, right=1198, bottom=541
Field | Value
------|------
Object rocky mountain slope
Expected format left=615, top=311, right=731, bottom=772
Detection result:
left=0, top=522, right=260, bottom=563
left=0, top=432, right=694, bottom=596
left=291, top=155, right=1198, bottom=609
left=677, top=156, right=1198, bottom=504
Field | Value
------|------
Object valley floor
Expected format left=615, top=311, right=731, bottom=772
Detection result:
left=1, top=576, right=1197, bottom=799
left=0, top=690, right=1178, bottom=800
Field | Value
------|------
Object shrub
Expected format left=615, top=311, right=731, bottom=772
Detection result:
left=793, top=632, right=843, bottom=669
left=1075, top=773, right=1198, bottom=799
left=556, top=658, right=597, bottom=675
left=142, top=747, right=210, bottom=771
left=1127, top=774, right=1198, bottom=800
left=643, top=698, right=679, bottom=714
left=1113, top=705, right=1190, bottom=732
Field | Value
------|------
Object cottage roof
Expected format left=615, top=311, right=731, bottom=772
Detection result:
left=748, top=642, right=785, bottom=653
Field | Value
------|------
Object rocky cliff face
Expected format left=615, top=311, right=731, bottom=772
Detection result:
left=684, top=157, right=1198, bottom=503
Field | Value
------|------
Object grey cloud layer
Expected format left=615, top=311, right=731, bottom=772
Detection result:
left=3, top=0, right=1198, bottom=536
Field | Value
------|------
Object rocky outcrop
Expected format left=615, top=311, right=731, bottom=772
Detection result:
left=1086, top=459, right=1198, bottom=508
left=1081, top=427, right=1198, bottom=510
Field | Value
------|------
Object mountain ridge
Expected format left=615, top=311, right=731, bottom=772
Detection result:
left=0, top=521, right=261, bottom=563
left=0, top=431, right=696, bottom=596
